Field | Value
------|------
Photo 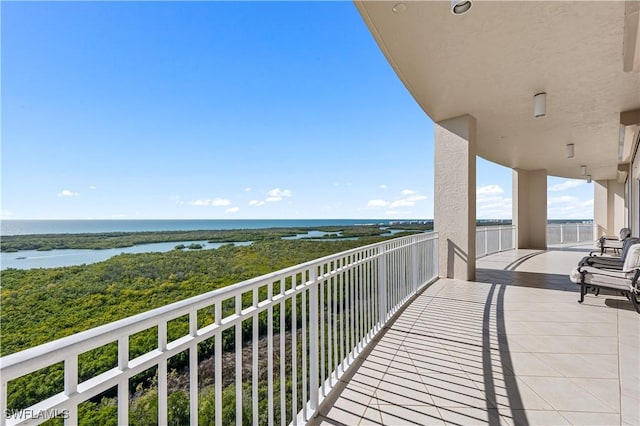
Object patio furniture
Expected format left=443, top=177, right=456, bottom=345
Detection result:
left=570, top=243, right=640, bottom=313
left=591, top=227, right=631, bottom=256
left=580, top=237, right=640, bottom=269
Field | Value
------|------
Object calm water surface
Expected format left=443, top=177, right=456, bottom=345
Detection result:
left=1, top=241, right=252, bottom=270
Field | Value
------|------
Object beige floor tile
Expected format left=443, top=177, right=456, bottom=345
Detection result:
left=621, top=394, right=640, bottom=426
left=571, top=377, right=621, bottom=412
left=558, top=411, right=621, bottom=425
left=519, top=376, right=618, bottom=413
left=377, top=404, right=445, bottom=426
left=374, top=372, right=434, bottom=406
left=499, top=409, right=572, bottom=426
left=470, top=375, right=554, bottom=411
left=506, top=335, right=619, bottom=354
left=359, top=404, right=383, bottom=426
left=533, top=353, right=619, bottom=379
left=499, top=351, right=565, bottom=377
left=421, top=373, right=490, bottom=409
left=504, top=320, right=617, bottom=337
left=436, top=406, right=506, bottom=425
left=321, top=405, right=365, bottom=425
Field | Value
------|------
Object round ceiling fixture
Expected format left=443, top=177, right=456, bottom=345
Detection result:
left=392, top=3, right=407, bottom=14
left=451, top=1, right=472, bottom=15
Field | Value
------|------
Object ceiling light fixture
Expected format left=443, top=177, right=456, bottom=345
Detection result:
left=566, top=144, right=575, bottom=159
left=618, top=124, right=626, bottom=160
left=533, top=92, right=546, bottom=117
left=580, top=165, right=587, bottom=176
left=451, top=1, right=472, bottom=15
left=392, top=3, right=406, bottom=14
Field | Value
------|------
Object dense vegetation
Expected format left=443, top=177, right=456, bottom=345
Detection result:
left=0, top=224, right=429, bottom=252
left=1, top=235, right=397, bottom=424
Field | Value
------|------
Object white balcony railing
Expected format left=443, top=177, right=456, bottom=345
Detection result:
left=476, top=225, right=516, bottom=258
left=0, top=233, right=439, bottom=426
left=547, top=222, right=594, bottom=246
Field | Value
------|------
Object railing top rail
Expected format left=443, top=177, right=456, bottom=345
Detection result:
left=0, top=232, right=438, bottom=378
left=476, top=224, right=515, bottom=230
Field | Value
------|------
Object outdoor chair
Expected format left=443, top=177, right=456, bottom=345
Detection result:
left=591, top=227, right=631, bottom=256
left=570, top=243, right=640, bottom=314
left=579, top=237, right=640, bottom=269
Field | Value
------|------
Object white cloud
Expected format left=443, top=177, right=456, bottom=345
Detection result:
left=190, top=198, right=232, bottom=207
left=88, top=185, right=97, bottom=190
left=407, top=194, right=427, bottom=202
left=226, top=207, right=240, bottom=213
left=549, top=179, right=585, bottom=192
left=58, top=189, right=79, bottom=197
left=366, top=189, right=428, bottom=211
left=477, top=185, right=511, bottom=218
left=367, top=199, right=389, bottom=207
left=477, top=185, right=504, bottom=195
left=548, top=195, right=579, bottom=205
left=244, top=187, right=252, bottom=192
left=379, top=184, right=388, bottom=189
left=248, top=188, right=293, bottom=206
left=390, top=199, right=415, bottom=208
left=267, top=188, right=292, bottom=198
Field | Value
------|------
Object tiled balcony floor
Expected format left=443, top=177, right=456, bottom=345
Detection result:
left=312, top=248, right=640, bottom=426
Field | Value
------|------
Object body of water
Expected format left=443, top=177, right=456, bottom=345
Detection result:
left=1, top=219, right=396, bottom=236
left=1, top=241, right=253, bottom=270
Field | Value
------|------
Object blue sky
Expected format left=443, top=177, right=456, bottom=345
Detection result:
left=1, top=1, right=593, bottom=220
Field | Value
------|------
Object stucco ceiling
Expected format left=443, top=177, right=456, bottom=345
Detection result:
left=356, top=1, right=640, bottom=180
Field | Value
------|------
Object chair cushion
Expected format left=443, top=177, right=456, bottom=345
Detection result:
left=622, top=244, right=640, bottom=272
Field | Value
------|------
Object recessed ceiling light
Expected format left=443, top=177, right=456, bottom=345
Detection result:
left=451, top=1, right=472, bottom=15
left=392, top=3, right=406, bottom=14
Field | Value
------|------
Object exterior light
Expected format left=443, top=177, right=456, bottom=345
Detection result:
left=392, top=3, right=406, bottom=14
left=566, top=143, right=575, bottom=159
left=533, top=92, right=546, bottom=117
left=587, top=175, right=592, bottom=183
left=451, top=1, right=472, bottom=15
left=618, top=124, right=626, bottom=160
left=580, top=165, right=587, bottom=176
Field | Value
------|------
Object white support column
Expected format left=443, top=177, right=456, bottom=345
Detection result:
left=594, top=179, right=626, bottom=237
left=434, top=114, right=476, bottom=280
left=513, top=169, right=547, bottom=249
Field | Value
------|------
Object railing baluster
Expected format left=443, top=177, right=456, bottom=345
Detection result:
left=118, top=336, right=129, bottom=426
left=267, top=281, right=274, bottom=426
left=378, top=245, right=387, bottom=326
left=189, top=311, right=198, bottom=426
left=291, top=277, right=298, bottom=426
left=308, top=267, right=319, bottom=416
left=279, top=278, right=286, bottom=426
left=301, top=280, right=307, bottom=421
left=252, top=289, right=259, bottom=426
left=158, top=321, right=168, bottom=426
left=215, top=302, right=222, bottom=426
left=319, top=267, right=325, bottom=398
left=235, top=295, right=242, bottom=426
left=64, top=355, right=78, bottom=425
